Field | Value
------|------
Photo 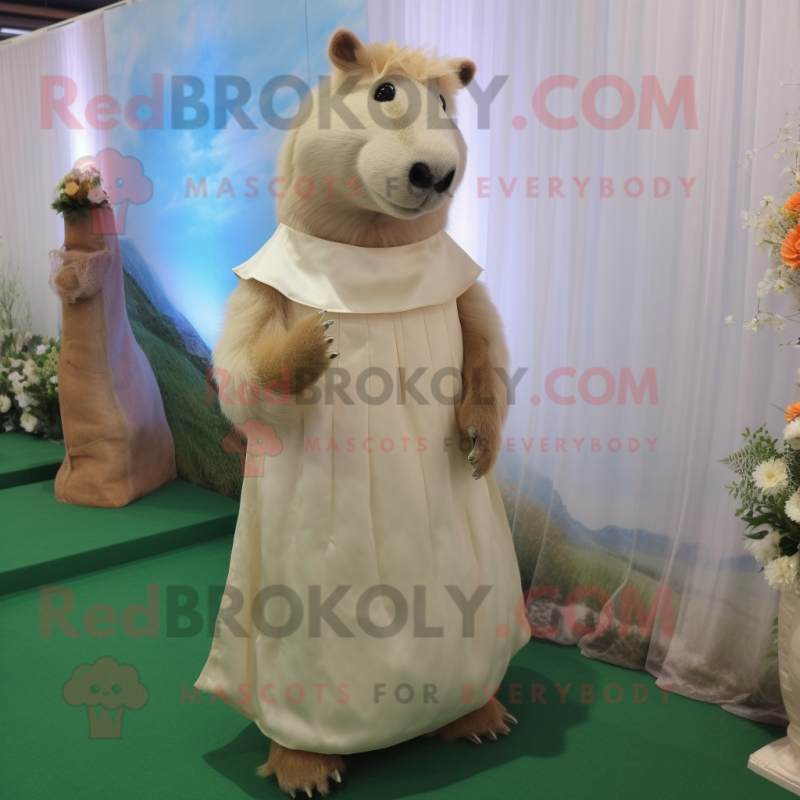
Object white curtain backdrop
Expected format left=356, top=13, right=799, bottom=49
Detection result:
left=370, top=0, right=800, bottom=723
left=0, top=12, right=111, bottom=336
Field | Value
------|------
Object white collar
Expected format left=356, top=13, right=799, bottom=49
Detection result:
left=232, top=224, right=483, bottom=314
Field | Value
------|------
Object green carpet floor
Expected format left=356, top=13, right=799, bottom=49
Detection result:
left=0, top=534, right=788, bottom=800
left=0, top=431, right=63, bottom=490
left=0, top=477, right=239, bottom=596
left=0, top=433, right=789, bottom=799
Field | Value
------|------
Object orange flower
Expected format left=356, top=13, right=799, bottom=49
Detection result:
left=786, top=402, right=800, bottom=423
left=785, top=193, right=800, bottom=214
left=782, top=223, right=800, bottom=270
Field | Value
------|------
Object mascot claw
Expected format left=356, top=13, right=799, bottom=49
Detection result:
left=320, top=313, right=338, bottom=358
left=467, top=425, right=481, bottom=477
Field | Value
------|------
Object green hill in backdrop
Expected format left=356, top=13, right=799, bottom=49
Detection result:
left=123, top=269, right=242, bottom=500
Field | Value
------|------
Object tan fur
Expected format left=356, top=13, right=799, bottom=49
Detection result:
left=258, top=742, right=345, bottom=796
left=328, top=28, right=475, bottom=98
left=212, top=280, right=334, bottom=429
left=456, top=281, right=510, bottom=478
left=275, top=30, right=473, bottom=247
left=274, top=84, right=457, bottom=247
left=252, top=303, right=334, bottom=391
left=426, top=700, right=517, bottom=743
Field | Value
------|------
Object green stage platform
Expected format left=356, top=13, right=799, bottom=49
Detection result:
left=0, top=431, right=64, bottom=490
left=0, top=477, right=239, bottom=596
left=0, top=433, right=789, bottom=799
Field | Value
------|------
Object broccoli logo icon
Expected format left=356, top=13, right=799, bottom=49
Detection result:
left=221, top=418, right=283, bottom=477
left=63, top=656, right=148, bottom=739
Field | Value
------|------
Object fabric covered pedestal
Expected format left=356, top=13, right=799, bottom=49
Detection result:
left=49, top=206, right=176, bottom=507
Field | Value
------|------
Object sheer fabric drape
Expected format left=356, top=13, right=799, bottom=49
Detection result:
left=370, top=0, right=800, bottom=723
left=0, top=14, right=110, bottom=336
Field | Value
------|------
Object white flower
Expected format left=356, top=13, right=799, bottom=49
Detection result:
left=753, top=458, right=790, bottom=495
left=19, top=411, right=38, bottom=433
left=775, top=280, right=789, bottom=294
left=724, top=315, right=733, bottom=326
left=49, top=375, right=58, bottom=385
left=788, top=490, right=800, bottom=523
left=15, top=392, right=32, bottom=409
left=11, top=381, right=25, bottom=395
left=3, top=419, right=15, bottom=432
left=22, top=360, right=37, bottom=378
left=764, top=554, right=800, bottom=591
left=0, top=394, right=10, bottom=413
left=35, top=344, right=47, bottom=355
left=745, top=530, right=782, bottom=565
left=7, top=370, right=23, bottom=382
left=785, top=419, right=800, bottom=450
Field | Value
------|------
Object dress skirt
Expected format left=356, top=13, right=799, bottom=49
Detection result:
left=195, top=297, right=529, bottom=754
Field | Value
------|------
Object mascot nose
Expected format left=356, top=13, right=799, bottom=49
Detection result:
left=408, top=164, right=457, bottom=194
left=408, top=162, right=434, bottom=189
left=434, top=169, right=455, bottom=194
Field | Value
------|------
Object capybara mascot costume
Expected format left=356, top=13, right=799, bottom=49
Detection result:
left=196, top=30, right=528, bottom=795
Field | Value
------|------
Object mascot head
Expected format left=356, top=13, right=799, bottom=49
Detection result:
left=277, top=29, right=476, bottom=245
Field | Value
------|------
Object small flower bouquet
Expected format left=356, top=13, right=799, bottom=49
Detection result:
left=722, top=408, right=800, bottom=591
left=51, top=165, right=109, bottom=222
left=727, top=119, right=800, bottom=335
left=0, top=329, right=62, bottom=440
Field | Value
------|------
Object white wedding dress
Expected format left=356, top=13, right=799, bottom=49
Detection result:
left=195, top=224, right=529, bottom=754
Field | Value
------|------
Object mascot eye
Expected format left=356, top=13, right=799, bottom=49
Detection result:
left=440, top=94, right=446, bottom=111
left=374, top=83, right=395, bottom=102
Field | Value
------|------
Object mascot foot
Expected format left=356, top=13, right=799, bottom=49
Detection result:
left=257, top=741, right=345, bottom=797
left=427, top=700, right=518, bottom=744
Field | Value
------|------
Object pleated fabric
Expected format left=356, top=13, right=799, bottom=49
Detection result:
left=196, top=229, right=527, bottom=754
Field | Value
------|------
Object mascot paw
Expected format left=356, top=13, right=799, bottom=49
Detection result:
left=257, top=741, right=345, bottom=797
left=458, top=415, right=500, bottom=480
left=426, top=700, right=518, bottom=743
left=282, top=310, right=339, bottom=390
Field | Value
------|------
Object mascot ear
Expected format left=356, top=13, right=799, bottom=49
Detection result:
left=453, top=59, right=476, bottom=88
left=328, top=29, right=366, bottom=72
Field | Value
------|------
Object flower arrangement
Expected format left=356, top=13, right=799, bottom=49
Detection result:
left=725, top=117, right=800, bottom=335
left=722, top=410, right=800, bottom=591
left=723, top=115, right=800, bottom=591
left=0, top=329, right=61, bottom=440
left=51, top=165, right=109, bottom=222
left=0, top=255, right=62, bottom=439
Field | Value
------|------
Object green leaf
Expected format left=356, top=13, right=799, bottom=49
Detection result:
left=741, top=513, right=773, bottom=526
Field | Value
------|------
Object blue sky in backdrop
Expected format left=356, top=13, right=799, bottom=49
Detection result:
left=103, top=0, right=367, bottom=347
